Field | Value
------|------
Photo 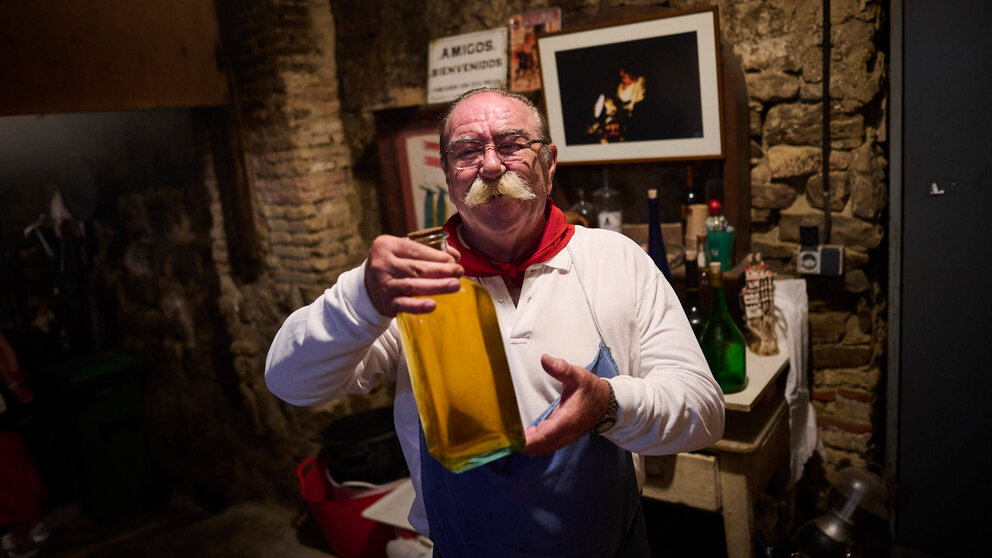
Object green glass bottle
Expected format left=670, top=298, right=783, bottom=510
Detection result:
left=699, top=261, right=748, bottom=393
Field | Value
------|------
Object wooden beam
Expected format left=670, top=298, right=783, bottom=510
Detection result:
left=0, top=1, right=229, bottom=116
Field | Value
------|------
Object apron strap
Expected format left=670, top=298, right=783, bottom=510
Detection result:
left=565, top=245, right=610, bottom=350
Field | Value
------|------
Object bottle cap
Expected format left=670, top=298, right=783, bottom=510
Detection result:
left=407, top=227, right=449, bottom=252
left=647, top=189, right=658, bottom=199
left=710, top=261, right=722, bottom=274
left=708, top=199, right=722, bottom=215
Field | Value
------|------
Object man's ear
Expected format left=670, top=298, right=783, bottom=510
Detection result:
left=545, top=144, right=558, bottom=194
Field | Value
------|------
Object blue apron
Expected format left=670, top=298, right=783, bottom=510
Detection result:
left=419, top=247, right=650, bottom=557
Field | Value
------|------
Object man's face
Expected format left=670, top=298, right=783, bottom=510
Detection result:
left=442, top=92, right=557, bottom=238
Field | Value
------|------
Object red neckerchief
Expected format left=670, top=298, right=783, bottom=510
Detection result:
left=442, top=200, right=575, bottom=279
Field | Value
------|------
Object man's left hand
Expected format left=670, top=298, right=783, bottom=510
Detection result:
left=522, top=354, right=612, bottom=457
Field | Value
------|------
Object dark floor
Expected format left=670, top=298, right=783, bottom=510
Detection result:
left=3, top=469, right=802, bottom=558
left=4, top=497, right=759, bottom=558
left=4, top=497, right=338, bottom=558
left=4, top=498, right=732, bottom=558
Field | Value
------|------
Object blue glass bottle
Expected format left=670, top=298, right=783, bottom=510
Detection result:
left=647, top=188, right=672, bottom=283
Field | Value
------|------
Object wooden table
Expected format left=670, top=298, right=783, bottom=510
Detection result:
left=641, top=348, right=791, bottom=558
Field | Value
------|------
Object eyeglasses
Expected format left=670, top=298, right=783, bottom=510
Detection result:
left=447, top=137, right=545, bottom=170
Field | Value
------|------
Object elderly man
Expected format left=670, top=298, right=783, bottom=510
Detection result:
left=265, top=88, right=724, bottom=557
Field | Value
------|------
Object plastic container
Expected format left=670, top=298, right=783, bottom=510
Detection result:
left=297, top=456, right=397, bottom=558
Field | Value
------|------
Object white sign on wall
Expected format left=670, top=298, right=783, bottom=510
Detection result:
left=427, top=28, right=508, bottom=104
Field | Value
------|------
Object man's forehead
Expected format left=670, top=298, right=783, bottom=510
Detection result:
left=445, top=93, right=538, bottom=139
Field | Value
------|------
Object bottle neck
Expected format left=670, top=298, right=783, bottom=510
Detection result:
left=684, top=262, right=699, bottom=305
left=685, top=258, right=699, bottom=289
left=709, top=270, right=729, bottom=316
left=648, top=197, right=659, bottom=223
left=686, top=285, right=701, bottom=307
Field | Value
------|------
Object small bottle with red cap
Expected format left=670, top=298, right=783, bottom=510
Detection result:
left=705, top=198, right=728, bottom=232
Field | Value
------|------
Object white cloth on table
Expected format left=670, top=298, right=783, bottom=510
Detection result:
left=773, top=279, right=825, bottom=486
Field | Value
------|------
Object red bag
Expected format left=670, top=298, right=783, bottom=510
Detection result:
left=297, top=456, right=397, bottom=558
left=0, top=432, right=45, bottom=526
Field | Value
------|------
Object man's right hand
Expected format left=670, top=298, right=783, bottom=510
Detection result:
left=364, top=235, right=464, bottom=316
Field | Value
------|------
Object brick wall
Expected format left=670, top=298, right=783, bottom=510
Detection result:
left=150, top=0, right=394, bottom=502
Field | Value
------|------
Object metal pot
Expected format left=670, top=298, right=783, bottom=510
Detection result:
left=318, top=407, right=408, bottom=486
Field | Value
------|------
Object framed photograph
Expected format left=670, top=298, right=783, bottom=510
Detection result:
left=537, top=7, right=724, bottom=164
left=374, top=106, right=453, bottom=235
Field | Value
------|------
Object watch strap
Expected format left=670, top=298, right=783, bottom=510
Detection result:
left=592, top=380, right=618, bottom=434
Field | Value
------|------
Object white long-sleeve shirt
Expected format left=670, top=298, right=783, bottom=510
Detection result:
left=265, top=226, right=725, bottom=533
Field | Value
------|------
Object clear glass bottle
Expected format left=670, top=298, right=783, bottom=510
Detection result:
left=592, top=168, right=623, bottom=233
left=706, top=198, right=728, bottom=232
left=647, top=188, right=672, bottom=282
left=698, top=261, right=747, bottom=394
left=568, top=188, right=597, bottom=228
left=395, top=229, right=525, bottom=472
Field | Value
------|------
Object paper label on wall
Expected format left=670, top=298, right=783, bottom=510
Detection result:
left=428, top=28, right=508, bottom=104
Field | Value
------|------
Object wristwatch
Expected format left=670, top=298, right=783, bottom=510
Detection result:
left=592, top=380, right=618, bottom=434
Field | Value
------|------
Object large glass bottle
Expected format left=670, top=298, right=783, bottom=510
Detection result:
left=395, top=229, right=525, bottom=472
left=647, top=188, right=672, bottom=283
left=698, top=261, right=748, bottom=393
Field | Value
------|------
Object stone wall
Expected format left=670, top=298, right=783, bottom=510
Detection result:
left=79, top=0, right=885, bottom=505
left=68, top=0, right=393, bottom=505
left=89, top=134, right=278, bottom=502
left=326, top=0, right=890, bottom=483
left=86, top=0, right=884, bottom=505
left=0, top=0, right=883, bottom=513
left=714, top=0, right=888, bottom=479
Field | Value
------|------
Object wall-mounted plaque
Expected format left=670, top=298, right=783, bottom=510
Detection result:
left=428, top=28, right=508, bottom=104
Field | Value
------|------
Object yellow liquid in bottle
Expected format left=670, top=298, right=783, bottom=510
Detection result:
left=396, top=277, right=525, bottom=472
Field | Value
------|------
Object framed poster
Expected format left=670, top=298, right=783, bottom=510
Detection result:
left=402, top=132, right=452, bottom=231
left=537, top=7, right=724, bottom=164
left=508, top=8, right=561, bottom=92
left=374, top=106, right=453, bottom=235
